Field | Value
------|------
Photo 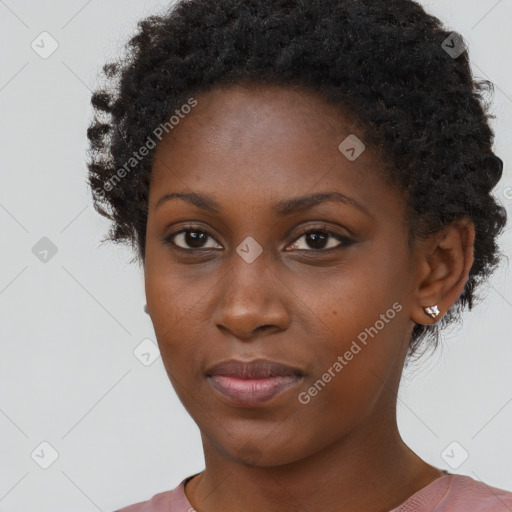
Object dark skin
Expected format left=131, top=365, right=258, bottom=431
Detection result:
left=143, top=83, right=475, bottom=512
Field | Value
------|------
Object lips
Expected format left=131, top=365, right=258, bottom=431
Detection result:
left=206, top=359, right=304, bottom=406
left=206, top=359, right=304, bottom=379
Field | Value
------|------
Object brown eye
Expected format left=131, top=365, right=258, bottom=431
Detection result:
left=163, top=225, right=355, bottom=253
left=164, top=228, right=222, bottom=250
left=287, top=229, right=355, bottom=251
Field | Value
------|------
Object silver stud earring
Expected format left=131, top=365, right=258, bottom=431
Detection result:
left=143, top=304, right=149, bottom=314
left=424, top=305, right=440, bottom=319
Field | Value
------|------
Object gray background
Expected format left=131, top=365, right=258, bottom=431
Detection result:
left=1, top=1, right=511, bottom=511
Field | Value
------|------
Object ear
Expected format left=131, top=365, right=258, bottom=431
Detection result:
left=410, top=217, right=475, bottom=326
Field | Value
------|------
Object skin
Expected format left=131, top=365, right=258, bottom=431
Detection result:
left=143, top=83, right=475, bottom=512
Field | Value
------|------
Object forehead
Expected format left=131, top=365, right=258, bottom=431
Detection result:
left=149, top=83, right=401, bottom=218
left=155, top=83, right=360, bottom=159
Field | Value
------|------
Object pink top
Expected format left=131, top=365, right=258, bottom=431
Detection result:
left=115, top=471, right=512, bottom=511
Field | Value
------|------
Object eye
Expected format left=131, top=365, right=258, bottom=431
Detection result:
left=163, top=225, right=355, bottom=252
left=286, top=228, right=355, bottom=252
left=164, top=226, right=222, bottom=251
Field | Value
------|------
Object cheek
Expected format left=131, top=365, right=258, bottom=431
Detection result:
left=144, top=267, right=195, bottom=363
left=296, top=307, right=406, bottom=434
left=295, top=255, right=407, bottom=401
left=298, top=250, right=401, bottom=336
left=145, top=246, right=202, bottom=327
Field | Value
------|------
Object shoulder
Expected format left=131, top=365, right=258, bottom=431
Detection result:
left=113, top=477, right=193, bottom=512
left=437, top=474, right=512, bottom=511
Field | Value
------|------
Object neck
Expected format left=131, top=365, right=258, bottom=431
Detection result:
left=185, top=411, right=443, bottom=512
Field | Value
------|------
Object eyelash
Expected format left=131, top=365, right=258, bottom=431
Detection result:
left=163, top=224, right=355, bottom=253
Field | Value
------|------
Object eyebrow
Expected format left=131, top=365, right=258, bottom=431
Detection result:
left=155, top=191, right=371, bottom=217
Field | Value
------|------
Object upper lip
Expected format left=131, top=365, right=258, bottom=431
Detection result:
left=206, top=359, right=304, bottom=379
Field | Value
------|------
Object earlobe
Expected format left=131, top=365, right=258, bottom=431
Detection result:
left=410, top=217, right=475, bottom=326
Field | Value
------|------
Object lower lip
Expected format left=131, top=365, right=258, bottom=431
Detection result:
left=208, top=375, right=302, bottom=406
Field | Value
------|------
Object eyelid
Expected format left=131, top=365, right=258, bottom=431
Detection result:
left=285, top=225, right=354, bottom=251
left=163, top=222, right=355, bottom=252
left=164, top=223, right=222, bottom=251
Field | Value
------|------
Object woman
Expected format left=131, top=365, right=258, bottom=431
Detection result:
left=87, top=0, right=512, bottom=510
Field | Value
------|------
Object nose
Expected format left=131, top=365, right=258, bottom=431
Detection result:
left=212, top=251, right=290, bottom=342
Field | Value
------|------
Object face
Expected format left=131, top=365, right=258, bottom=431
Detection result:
left=144, top=83, right=420, bottom=467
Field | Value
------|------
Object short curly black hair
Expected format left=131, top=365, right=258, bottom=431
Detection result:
left=87, top=0, right=507, bottom=361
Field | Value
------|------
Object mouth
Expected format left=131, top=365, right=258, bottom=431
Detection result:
left=206, top=359, right=304, bottom=406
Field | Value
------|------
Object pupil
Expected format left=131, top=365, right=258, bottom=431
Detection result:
left=186, top=231, right=206, bottom=248
left=182, top=231, right=330, bottom=249
left=307, top=232, right=327, bottom=249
